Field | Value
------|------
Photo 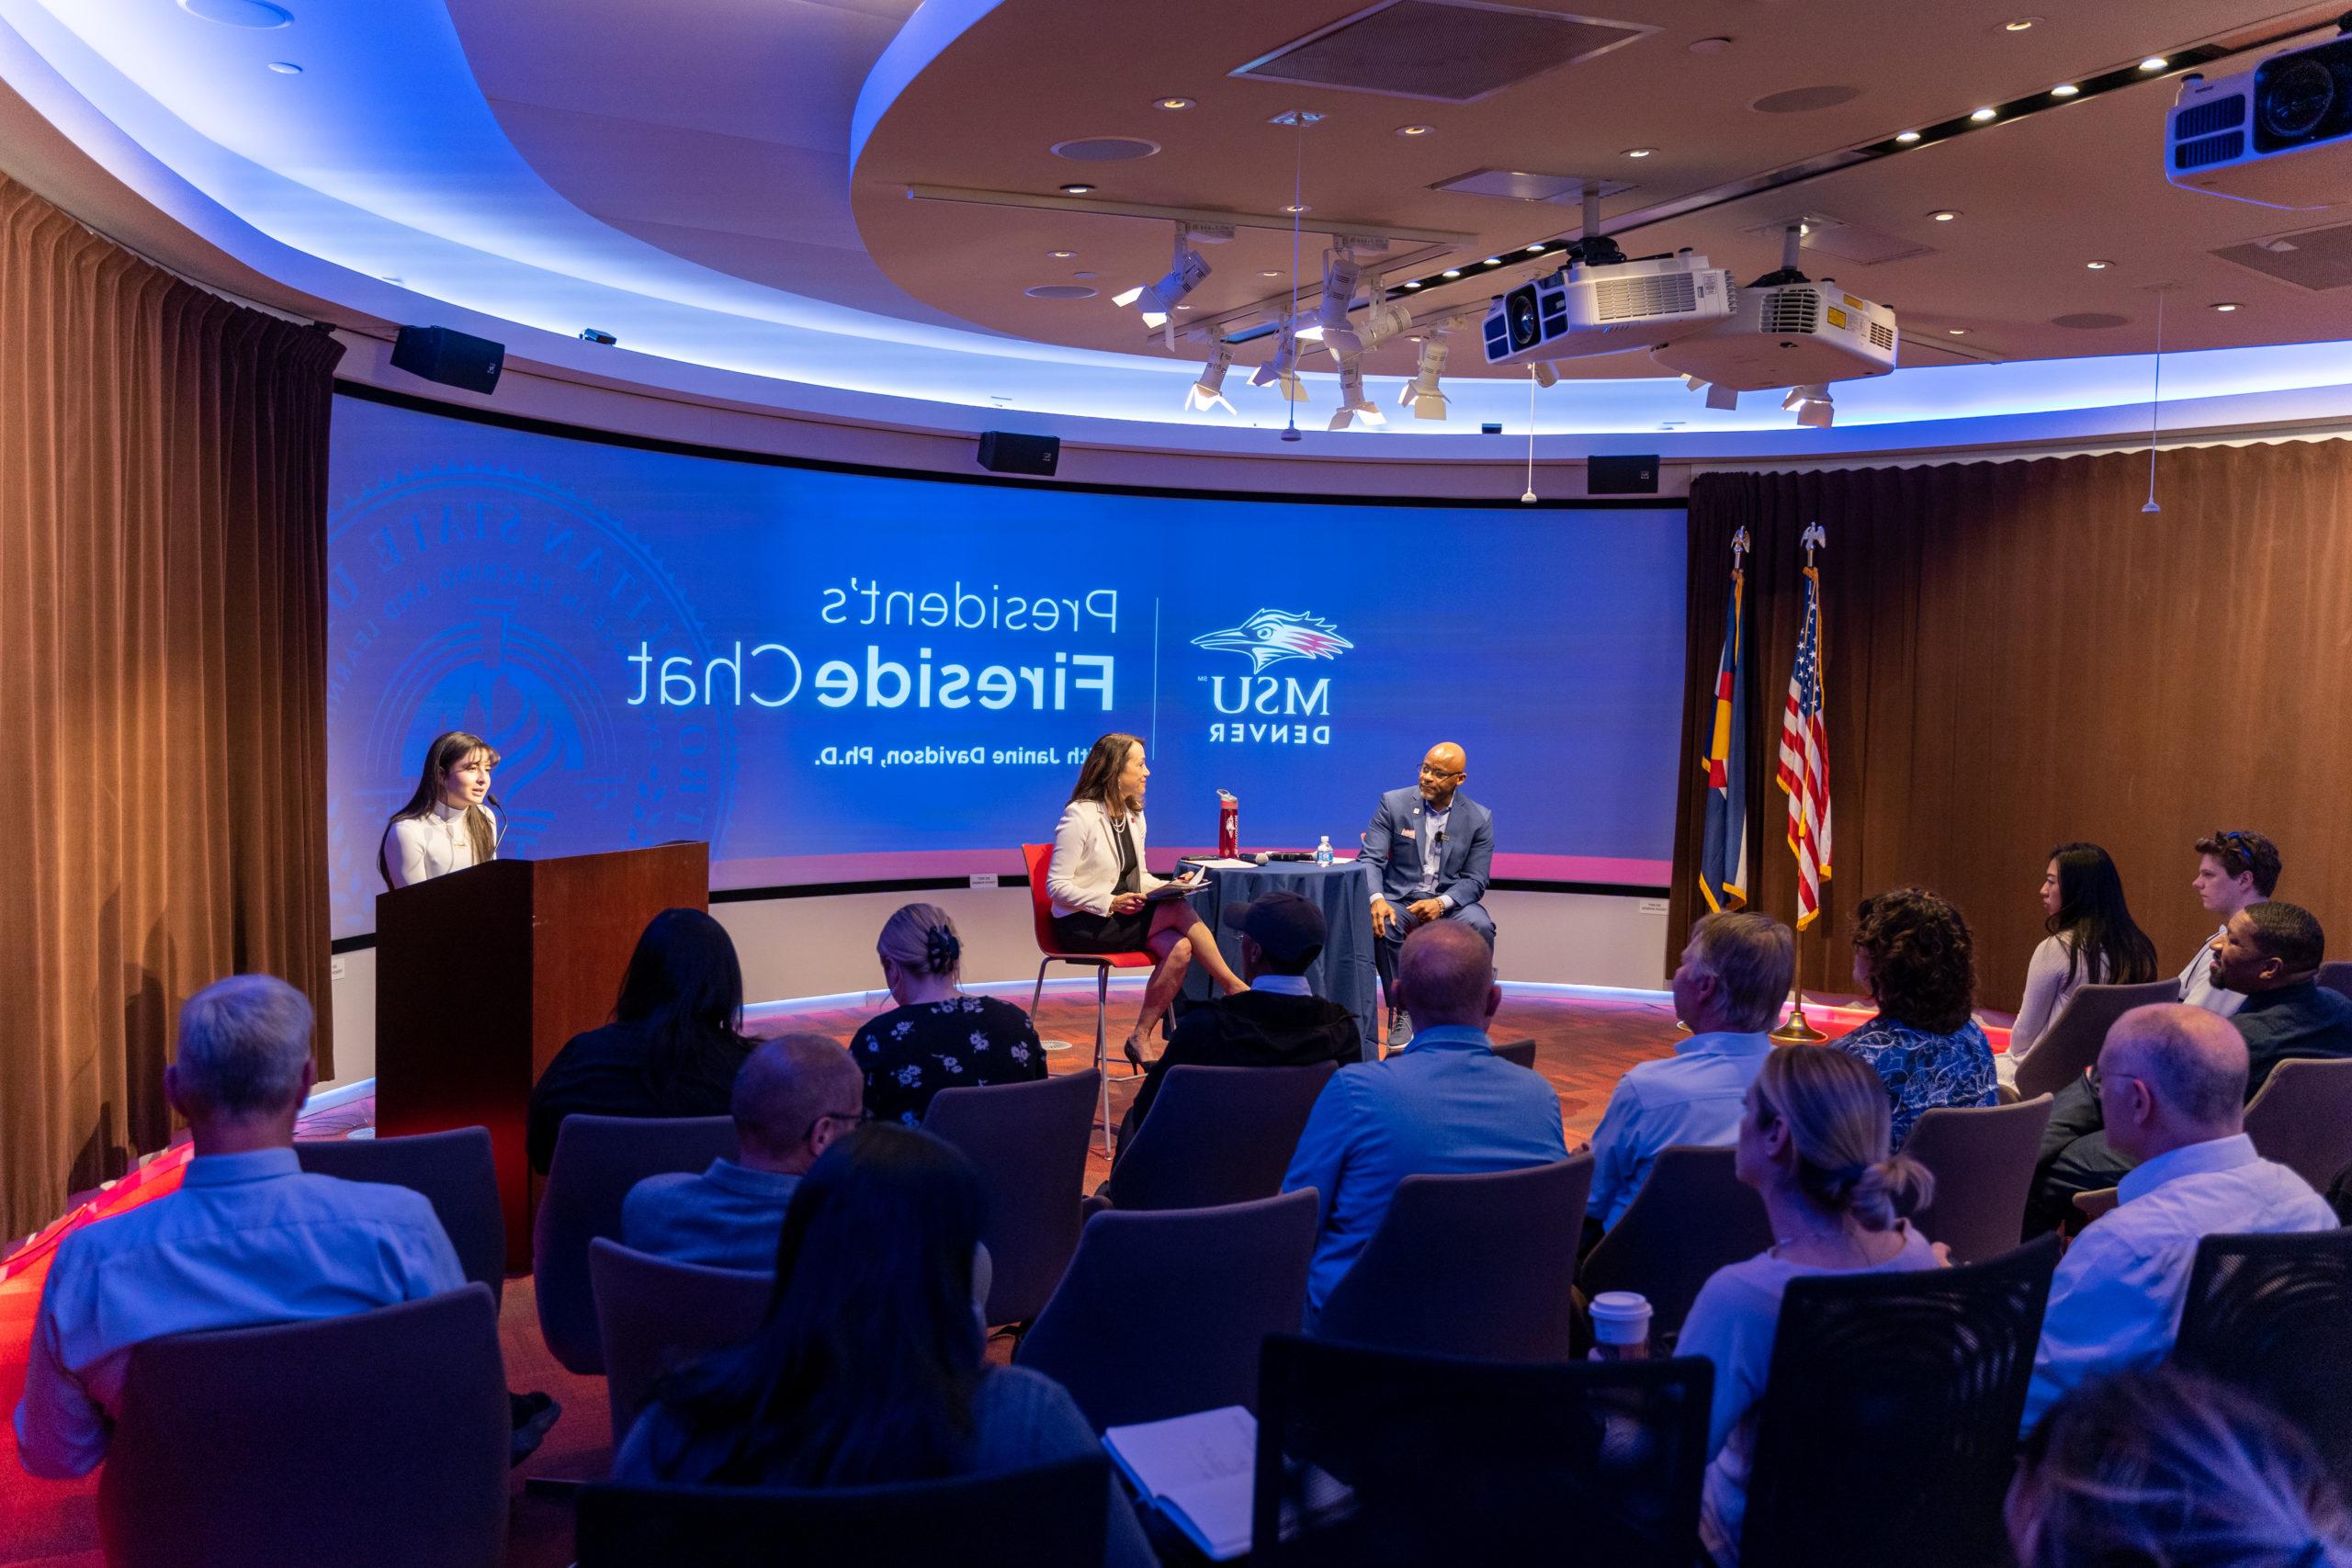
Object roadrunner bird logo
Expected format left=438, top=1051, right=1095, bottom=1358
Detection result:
left=1193, top=609, right=1354, bottom=672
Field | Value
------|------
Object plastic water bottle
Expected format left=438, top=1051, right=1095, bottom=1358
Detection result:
left=1314, top=835, right=1334, bottom=867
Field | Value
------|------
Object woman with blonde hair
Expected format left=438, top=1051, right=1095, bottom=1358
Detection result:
left=852, top=904, right=1046, bottom=1125
left=1678, top=1044, right=1945, bottom=1565
left=1046, top=731, right=1243, bottom=1070
left=379, top=729, right=503, bottom=888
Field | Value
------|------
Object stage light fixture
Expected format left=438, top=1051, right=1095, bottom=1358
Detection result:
left=1531, top=360, right=1558, bottom=389
left=1185, top=344, right=1237, bottom=414
left=1682, top=373, right=1739, bottom=411
left=1328, top=360, right=1385, bottom=430
left=1398, top=338, right=1451, bottom=420
left=1250, top=329, right=1307, bottom=402
left=1782, top=383, right=1835, bottom=427
left=1113, top=223, right=1213, bottom=345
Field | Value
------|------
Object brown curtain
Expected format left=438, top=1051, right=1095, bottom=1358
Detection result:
left=0, top=177, right=342, bottom=1236
left=1668, top=442, right=2352, bottom=1018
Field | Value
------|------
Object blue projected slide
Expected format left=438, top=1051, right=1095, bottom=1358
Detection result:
left=326, top=394, right=1687, bottom=937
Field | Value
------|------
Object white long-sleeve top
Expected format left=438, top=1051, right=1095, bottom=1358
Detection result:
left=2006, top=933, right=2103, bottom=1066
left=383, top=799, right=498, bottom=889
left=1046, top=798, right=1163, bottom=918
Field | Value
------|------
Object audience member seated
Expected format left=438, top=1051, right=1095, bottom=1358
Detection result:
left=1834, top=888, right=1996, bottom=1145
left=14, top=976, right=464, bottom=1479
left=612, top=1123, right=1153, bottom=1568
left=852, top=903, right=1046, bottom=1126
left=1281, top=922, right=1566, bottom=1326
left=2003, top=841, right=2158, bottom=1088
left=2010, top=1366, right=2352, bottom=1568
left=1115, top=892, right=1361, bottom=1153
left=1677, top=1045, right=1941, bottom=1566
left=528, top=908, right=757, bottom=1174
left=2179, top=829, right=2280, bottom=1018
left=624, top=1033, right=865, bottom=1271
left=2020, top=1005, right=2333, bottom=1429
left=2030, top=906, right=2352, bottom=1231
left=1586, top=911, right=1795, bottom=1235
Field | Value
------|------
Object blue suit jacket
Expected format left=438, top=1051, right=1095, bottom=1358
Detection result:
left=1359, top=786, right=1493, bottom=908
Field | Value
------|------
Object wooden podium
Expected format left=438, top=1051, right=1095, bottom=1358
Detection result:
left=375, top=842, right=710, bottom=1271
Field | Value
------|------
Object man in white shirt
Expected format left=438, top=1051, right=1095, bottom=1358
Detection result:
left=2178, top=829, right=2279, bottom=1017
left=14, top=976, right=464, bottom=1479
left=2021, top=1002, right=2334, bottom=1433
left=1584, top=911, right=1796, bottom=1235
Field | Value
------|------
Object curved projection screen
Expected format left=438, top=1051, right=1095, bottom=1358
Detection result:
left=327, top=393, right=1687, bottom=938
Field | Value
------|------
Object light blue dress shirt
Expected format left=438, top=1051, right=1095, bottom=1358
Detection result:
left=623, top=1157, right=802, bottom=1272
left=14, top=1146, right=465, bottom=1478
left=1587, top=1031, right=1774, bottom=1229
left=1282, top=1024, right=1568, bottom=1321
left=2020, top=1133, right=2334, bottom=1433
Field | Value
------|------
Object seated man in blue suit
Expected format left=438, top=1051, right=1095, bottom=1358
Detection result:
left=1361, top=740, right=1495, bottom=1049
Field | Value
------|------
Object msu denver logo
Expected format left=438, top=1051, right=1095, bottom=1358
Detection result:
left=1192, top=609, right=1354, bottom=671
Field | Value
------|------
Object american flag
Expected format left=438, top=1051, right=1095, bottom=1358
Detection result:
left=1777, top=546, right=1831, bottom=930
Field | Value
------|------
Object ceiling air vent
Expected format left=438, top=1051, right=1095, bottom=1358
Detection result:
left=1233, top=0, right=1655, bottom=104
left=2213, top=221, right=2352, bottom=291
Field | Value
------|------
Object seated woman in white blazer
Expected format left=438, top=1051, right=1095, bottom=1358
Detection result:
left=1048, top=732, right=1245, bottom=1071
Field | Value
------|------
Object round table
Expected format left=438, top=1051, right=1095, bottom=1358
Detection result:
left=1173, top=859, right=1381, bottom=1061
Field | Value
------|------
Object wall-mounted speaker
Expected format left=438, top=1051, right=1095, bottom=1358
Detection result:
left=1588, top=454, right=1660, bottom=495
left=390, top=326, right=505, bottom=395
left=977, top=431, right=1060, bottom=476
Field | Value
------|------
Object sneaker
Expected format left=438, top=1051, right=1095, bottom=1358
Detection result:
left=1385, top=1010, right=1411, bottom=1051
left=509, top=1391, right=562, bottom=1467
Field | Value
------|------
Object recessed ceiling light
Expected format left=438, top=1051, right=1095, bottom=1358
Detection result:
left=1441, top=267, right=1463, bottom=278
left=2140, top=56, right=2169, bottom=72
left=177, top=0, right=291, bottom=27
left=1282, top=203, right=1309, bottom=215
left=1483, top=256, right=1502, bottom=265
left=1396, top=124, right=1433, bottom=137
left=1689, top=36, right=1733, bottom=54
left=1153, top=96, right=1195, bottom=110
left=2211, top=301, right=2243, bottom=312
left=2003, top=17, right=2040, bottom=30
left=1947, top=327, right=1969, bottom=335
left=1929, top=209, right=1961, bottom=221
left=2086, top=259, right=2111, bottom=269
left=1260, top=270, right=1282, bottom=277
left=2051, top=83, right=2080, bottom=97
left=1404, top=280, right=1423, bottom=289
left=1174, top=303, right=1194, bottom=310
left=1622, top=147, right=1656, bottom=158
left=1970, top=107, right=1997, bottom=122
left=1895, top=130, right=1921, bottom=143
left=1047, top=249, right=1074, bottom=259
left=1525, top=243, right=1546, bottom=253
left=266, top=60, right=301, bottom=73
left=1060, top=183, right=1095, bottom=195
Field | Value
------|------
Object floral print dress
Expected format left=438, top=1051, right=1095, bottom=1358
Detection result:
left=851, top=994, right=1047, bottom=1124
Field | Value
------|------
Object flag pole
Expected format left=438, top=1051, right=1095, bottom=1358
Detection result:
left=1771, top=520, right=1829, bottom=1044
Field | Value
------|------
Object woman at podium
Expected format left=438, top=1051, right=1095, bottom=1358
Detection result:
left=1046, top=732, right=1242, bottom=1071
left=379, top=729, right=503, bottom=888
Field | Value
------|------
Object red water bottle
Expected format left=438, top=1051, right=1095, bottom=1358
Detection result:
left=1217, top=791, right=1239, bottom=858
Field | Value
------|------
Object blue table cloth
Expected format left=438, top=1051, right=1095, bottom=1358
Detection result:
left=1174, top=859, right=1380, bottom=1062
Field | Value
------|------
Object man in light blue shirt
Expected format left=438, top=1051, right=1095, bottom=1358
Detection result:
left=624, top=1032, right=865, bottom=1272
left=2022, top=1003, right=2334, bottom=1433
left=1586, top=911, right=1795, bottom=1232
left=15, top=976, right=464, bottom=1480
left=1283, top=922, right=1566, bottom=1323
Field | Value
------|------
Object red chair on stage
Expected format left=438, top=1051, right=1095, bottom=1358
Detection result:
left=1023, top=841, right=1156, bottom=1155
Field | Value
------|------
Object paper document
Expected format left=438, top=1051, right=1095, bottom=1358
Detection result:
left=1104, top=1406, right=1257, bottom=1561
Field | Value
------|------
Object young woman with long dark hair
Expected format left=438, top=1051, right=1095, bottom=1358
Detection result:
left=1046, top=732, right=1244, bottom=1070
left=525, top=907, right=755, bottom=1172
left=613, top=1123, right=1153, bottom=1567
left=379, top=729, right=503, bottom=888
left=2005, top=842, right=2160, bottom=1080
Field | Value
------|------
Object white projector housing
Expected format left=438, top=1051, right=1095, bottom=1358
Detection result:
left=2166, top=32, right=2352, bottom=209
left=1653, top=283, right=1898, bottom=394
left=1481, top=253, right=1736, bottom=367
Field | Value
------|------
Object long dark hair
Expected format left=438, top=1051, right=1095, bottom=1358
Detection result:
left=2045, top=842, right=2159, bottom=988
left=614, top=908, right=750, bottom=1104
left=1852, top=887, right=1976, bottom=1034
left=644, top=1123, right=987, bottom=1486
left=1067, top=732, right=1144, bottom=816
left=379, top=729, right=503, bottom=887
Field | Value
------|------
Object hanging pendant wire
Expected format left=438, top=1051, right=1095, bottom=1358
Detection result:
left=1280, top=118, right=1305, bottom=443
left=1521, top=367, right=1539, bottom=502
left=2143, top=290, right=2165, bottom=513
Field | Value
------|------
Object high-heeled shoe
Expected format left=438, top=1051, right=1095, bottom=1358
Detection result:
left=1122, top=1033, right=1150, bottom=1075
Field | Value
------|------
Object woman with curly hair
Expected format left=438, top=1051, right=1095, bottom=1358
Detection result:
left=1836, top=887, right=1997, bottom=1145
left=851, top=904, right=1046, bottom=1125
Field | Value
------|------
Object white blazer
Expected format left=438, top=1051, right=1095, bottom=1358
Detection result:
left=1047, top=798, right=1164, bottom=918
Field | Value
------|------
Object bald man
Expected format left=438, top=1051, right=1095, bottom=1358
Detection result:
left=2020, top=1004, right=2333, bottom=1432
left=1361, top=741, right=1497, bottom=1050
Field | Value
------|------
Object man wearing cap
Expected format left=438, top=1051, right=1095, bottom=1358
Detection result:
left=1115, top=891, right=1363, bottom=1153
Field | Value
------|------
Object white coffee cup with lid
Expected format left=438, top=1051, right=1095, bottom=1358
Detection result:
left=1589, top=1290, right=1654, bottom=1358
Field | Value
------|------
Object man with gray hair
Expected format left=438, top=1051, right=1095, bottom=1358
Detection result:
left=1586, top=911, right=1797, bottom=1234
left=14, top=976, right=464, bottom=1479
left=2020, top=1003, right=2334, bottom=1432
left=624, top=1032, right=865, bottom=1271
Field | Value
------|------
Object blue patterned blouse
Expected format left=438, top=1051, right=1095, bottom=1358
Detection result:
left=1834, top=1015, right=1998, bottom=1147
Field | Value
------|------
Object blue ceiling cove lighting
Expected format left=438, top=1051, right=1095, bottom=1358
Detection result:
left=0, top=0, right=2346, bottom=453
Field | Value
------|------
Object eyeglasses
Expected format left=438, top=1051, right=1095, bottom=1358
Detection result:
left=1418, top=763, right=1464, bottom=779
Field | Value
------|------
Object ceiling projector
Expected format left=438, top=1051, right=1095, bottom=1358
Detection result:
left=1655, top=282, right=1897, bottom=401
left=1481, top=251, right=1735, bottom=368
left=2166, top=22, right=2352, bottom=209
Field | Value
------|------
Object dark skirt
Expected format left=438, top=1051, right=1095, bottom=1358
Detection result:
left=1052, top=908, right=1156, bottom=954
